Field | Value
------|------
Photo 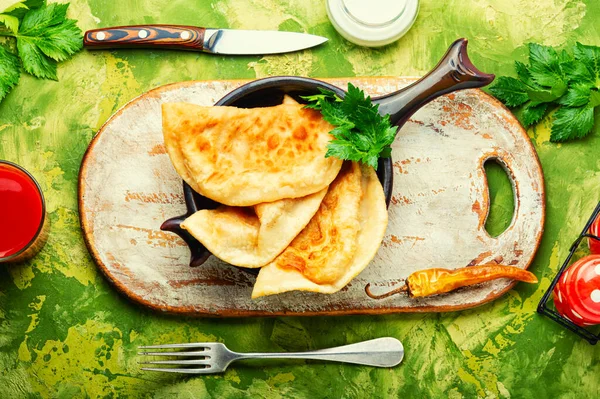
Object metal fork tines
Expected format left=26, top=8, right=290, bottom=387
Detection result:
left=138, top=338, right=404, bottom=374
left=139, top=343, right=218, bottom=374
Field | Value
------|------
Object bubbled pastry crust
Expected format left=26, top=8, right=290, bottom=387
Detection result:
left=162, top=102, right=343, bottom=206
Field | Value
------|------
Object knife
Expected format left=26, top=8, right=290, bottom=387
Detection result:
left=83, top=25, right=327, bottom=55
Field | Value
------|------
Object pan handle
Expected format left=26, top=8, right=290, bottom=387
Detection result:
left=373, top=38, right=495, bottom=127
left=160, top=182, right=213, bottom=267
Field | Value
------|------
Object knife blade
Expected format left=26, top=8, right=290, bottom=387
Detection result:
left=84, top=25, right=327, bottom=55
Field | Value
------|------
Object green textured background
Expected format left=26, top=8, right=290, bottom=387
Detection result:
left=1, top=0, right=599, bottom=397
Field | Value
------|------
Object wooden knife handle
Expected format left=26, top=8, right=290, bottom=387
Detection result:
left=84, top=25, right=206, bottom=51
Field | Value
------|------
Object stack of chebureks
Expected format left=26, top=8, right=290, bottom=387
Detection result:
left=162, top=96, right=388, bottom=298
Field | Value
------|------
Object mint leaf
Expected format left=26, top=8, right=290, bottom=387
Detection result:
left=0, top=44, right=20, bottom=101
left=489, top=77, right=529, bottom=107
left=521, top=102, right=548, bottom=127
left=551, top=106, right=595, bottom=142
left=303, top=83, right=398, bottom=169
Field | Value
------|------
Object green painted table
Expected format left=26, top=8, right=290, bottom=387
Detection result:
left=1, top=0, right=599, bottom=397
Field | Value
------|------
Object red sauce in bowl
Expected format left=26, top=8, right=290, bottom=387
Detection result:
left=0, top=163, right=44, bottom=258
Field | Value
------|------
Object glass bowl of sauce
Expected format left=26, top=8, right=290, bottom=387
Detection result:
left=0, top=160, right=49, bottom=264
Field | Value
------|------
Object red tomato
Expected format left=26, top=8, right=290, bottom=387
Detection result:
left=553, top=255, right=600, bottom=326
left=590, top=215, right=600, bottom=255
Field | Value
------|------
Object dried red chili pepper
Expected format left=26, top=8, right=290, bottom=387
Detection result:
left=366, top=265, right=538, bottom=299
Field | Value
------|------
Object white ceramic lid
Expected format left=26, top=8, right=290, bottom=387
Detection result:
left=327, top=0, right=419, bottom=47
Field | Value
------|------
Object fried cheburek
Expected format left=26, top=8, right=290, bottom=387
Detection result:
left=180, top=188, right=327, bottom=268
left=252, top=162, right=388, bottom=297
left=162, top=101, right=342, bottom=206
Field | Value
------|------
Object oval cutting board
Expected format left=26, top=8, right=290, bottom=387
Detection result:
left=78, top=77, right=545, bottom=316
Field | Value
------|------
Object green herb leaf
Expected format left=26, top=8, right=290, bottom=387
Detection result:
left=21, top=19, right=82, bottom=62
left=489, top=76, right=529, bottom=107
left=4, top=2, right=83, bottom=80
left=589, top=90, right=600, bottom=108
left=490, top=42, right=600, bottom=142
left=302, top=83, right=398, bottom=170
left=19, top=1, right=64, bottom=30
left=4, top=0, right=44, bottom=19
left=515, top=60, right=540, bottom=89
left=0, top=1, right=80, bottom=101
left=551, top=106, right=595, bottom=142
left=0, top=44, right=20, bottom=101
left=0, top=0, right=32, bottom=33
left=525, top=82, right=566, bottom=103
left=521, top=102, right=548, bottom=127
left=301, top=88, right=341, bottom=105
left=17, top=3, right=82, bottom=67
left=0, top=13, right=18, bottom=33
left=573, top=42, right=600, bottom=86
left=1, top=2, right=28, bottom=13
left=16, top=35, right=56, bottom=79
left=340, top=83, right=374, bottom=118
left=560, top=59, right=591, bottom=84
left=319, top=97, right=354, bottom=129
left=558, top=82, right=593, bottom=107
left=528, top=43, right=568, bottom=88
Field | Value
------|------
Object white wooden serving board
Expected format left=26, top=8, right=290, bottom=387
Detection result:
left=78, top=77, right=545, bottom=316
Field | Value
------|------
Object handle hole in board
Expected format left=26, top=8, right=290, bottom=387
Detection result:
left=483, top=159, right=515, bottom=237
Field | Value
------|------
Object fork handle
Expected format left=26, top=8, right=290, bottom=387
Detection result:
left=233, top=338, right=404, bottom=368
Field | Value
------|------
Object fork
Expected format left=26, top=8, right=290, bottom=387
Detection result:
left=138, top=337, right=404, bottom=374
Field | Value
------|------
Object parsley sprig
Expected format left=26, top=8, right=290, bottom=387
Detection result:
left=490, top=43, right=600, bottom=142
left=302, top=83, right=398, bottom=170
left=0, top=0, right=82, bottom=102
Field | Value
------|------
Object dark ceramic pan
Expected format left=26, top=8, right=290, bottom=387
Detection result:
left=162, top=38, right=495, bottom=267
